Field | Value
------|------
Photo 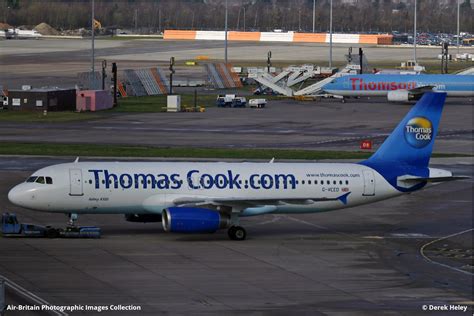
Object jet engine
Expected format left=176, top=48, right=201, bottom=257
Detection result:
left=125, top=214, right=162, bottom=222
left=162, top=207, right=230, bottom=233
left=387, top=90, right=416, bottom=102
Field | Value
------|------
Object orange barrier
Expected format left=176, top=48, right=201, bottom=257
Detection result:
left=375, top=35, right=393, bottom=45
left=293, top=33, right=326, bottom=43
left=359, top=34, right=393, bottom=44
left=163, top=29, right=393, bottom=45
left=163, top=30, right=197, bottom=40
left=228, top=31, right=261, bottom=41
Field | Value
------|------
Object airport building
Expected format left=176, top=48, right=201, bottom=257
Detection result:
left=5, top=87, right=76, bottom=111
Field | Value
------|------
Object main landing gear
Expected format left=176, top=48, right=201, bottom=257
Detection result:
left=227, top=226, right=246, bottom=241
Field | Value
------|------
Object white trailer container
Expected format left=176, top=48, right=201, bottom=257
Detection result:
left=249, top=99, right=267, bottom=108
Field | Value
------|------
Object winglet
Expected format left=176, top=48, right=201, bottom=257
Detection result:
left=74, top=157, right=80, bottom=163
left=338, top=192, right=351, bottom=205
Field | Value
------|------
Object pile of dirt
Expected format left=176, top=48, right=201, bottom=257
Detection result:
left=0, top=22, right=11, bottom=30
left=34, top=22, right=60, bottom=35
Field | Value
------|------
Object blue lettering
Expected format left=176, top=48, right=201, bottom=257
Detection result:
left=156, top=174, right=170, bottom=189
left=201, top=174, right=213, bottom=189
left=170, top=173, right=181, bottom=189
left=250, top=174, right=260, bottom=189
left=187, top=170, right=200, bottom=189
left=134, top=173, right=156, bottom=189
left=261, top=174, right=273, bottom=189
left=120, top=173, right=133, bottom=189
left=275, top=174, right=296, bottom=189
left=228, top=170, right=241, bottom=189
left=88, top=169, right=103, bottom=189
left=215, top=174, right=228, bottom=189
left=104, top=170, right=118, bottom=189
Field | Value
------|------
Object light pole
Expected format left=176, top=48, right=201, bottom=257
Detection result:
left=329, top=0, right=333, bottom=68
left=413, top=0, right=417, bottom=64
left=225, top=0, right=228, bottom=64
left=91, top=0, right=95, bottom=88
left=312, top=0, right=316, bottom=33
left=457, top=0, right=460, bottom=54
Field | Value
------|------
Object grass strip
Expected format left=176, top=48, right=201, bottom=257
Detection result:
left=0, top=142, right=470, bottom=160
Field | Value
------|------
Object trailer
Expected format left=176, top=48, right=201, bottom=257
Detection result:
left=249, top=98, right=267, bottom=108
left=1, top=213, right=101, bottom=238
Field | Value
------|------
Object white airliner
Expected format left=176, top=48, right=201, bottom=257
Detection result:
left=8, top=93, right=465, bottom=240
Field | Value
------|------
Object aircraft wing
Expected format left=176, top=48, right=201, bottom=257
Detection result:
left=172, top=192, right=351, bottom=211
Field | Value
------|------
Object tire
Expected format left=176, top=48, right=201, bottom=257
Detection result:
left=46, top=228, right=59, bottom=238
left=228, top=226, right=246, bottom=241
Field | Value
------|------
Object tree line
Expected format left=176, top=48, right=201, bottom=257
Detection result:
left=2, top=0, right=473, bottom=34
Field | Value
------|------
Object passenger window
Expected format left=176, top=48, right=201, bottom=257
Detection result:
left=302, top=180, right=305, bottom=185
left=46, top=177, right=53, bottom=184
left=35, top=177, right=45, bottom=184
left=26, top=176, right=37, bottom=183
left=308, top=180, right=312, bottom=185
left=88, top=179, right=92, bottom=184
left=339, top=180, right=342, bottom=185
left=333, top=180, right=336, bottom=185
left=314, top=180, right=318, bottom=185
left=327, top=180, right=330, bottom=185
left=346, top=180, right=349, bottom=185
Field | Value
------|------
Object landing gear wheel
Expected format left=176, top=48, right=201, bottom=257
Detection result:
left=46, top=227, right=59, bottom=238
left=228, top=226, right=246, bottom=241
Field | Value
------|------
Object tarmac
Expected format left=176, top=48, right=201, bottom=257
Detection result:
left=0, top=97, right=472, bottom=154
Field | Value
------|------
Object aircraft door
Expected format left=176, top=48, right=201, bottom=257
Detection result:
left=362, top=170, right=375, bottom=196
left=69, top=169, right=84, bottom=196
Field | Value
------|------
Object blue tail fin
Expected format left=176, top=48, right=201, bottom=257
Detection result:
left=364, top=92, right=446, bottom=168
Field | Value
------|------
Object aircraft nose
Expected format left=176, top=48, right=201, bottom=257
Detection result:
left=8, top=185, right=29, bottom=207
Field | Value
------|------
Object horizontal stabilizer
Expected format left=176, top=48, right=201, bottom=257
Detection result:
left=398, top=175, right=470, bottom=183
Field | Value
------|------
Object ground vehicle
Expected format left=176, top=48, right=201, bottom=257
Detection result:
left=1, top=213, right=101, bottom=238
left=216, top=95, right=247, bottom=107
left=232, top=97, right=247, bottom=107
left=216, top=95, right=234, bottom=107
left=249, top=98, right=267, bottom=108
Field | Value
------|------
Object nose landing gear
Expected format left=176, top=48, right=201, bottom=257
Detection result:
left=68, top=213, right=78, bottom=226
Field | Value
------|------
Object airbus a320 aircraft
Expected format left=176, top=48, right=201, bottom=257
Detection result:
left=8, top=93, right=466, bottom=240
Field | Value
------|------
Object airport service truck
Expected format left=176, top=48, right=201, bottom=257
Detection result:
left=216, top=95, right=247, bottom=108
left=1, top=213, right=101, bottom=238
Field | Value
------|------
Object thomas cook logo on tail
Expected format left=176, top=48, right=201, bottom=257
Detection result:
left=404, top=117, right=433, bottom=148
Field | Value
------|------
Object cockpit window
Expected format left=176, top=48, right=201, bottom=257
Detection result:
left=26, top=176, right=38, bottom=183
left=35, top=177, right=45, bottom=184
left=46, top=177, right=53, bottom=184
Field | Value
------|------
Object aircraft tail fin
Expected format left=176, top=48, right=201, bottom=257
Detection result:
left=363, top=92, right=446, bottom=169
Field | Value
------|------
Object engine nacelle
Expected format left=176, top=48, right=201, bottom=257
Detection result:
left=162, top=207, right=230, bottom=233
left=125, top=214, right=162, bottom=223
left=387, top=90, right=413, bottom=102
